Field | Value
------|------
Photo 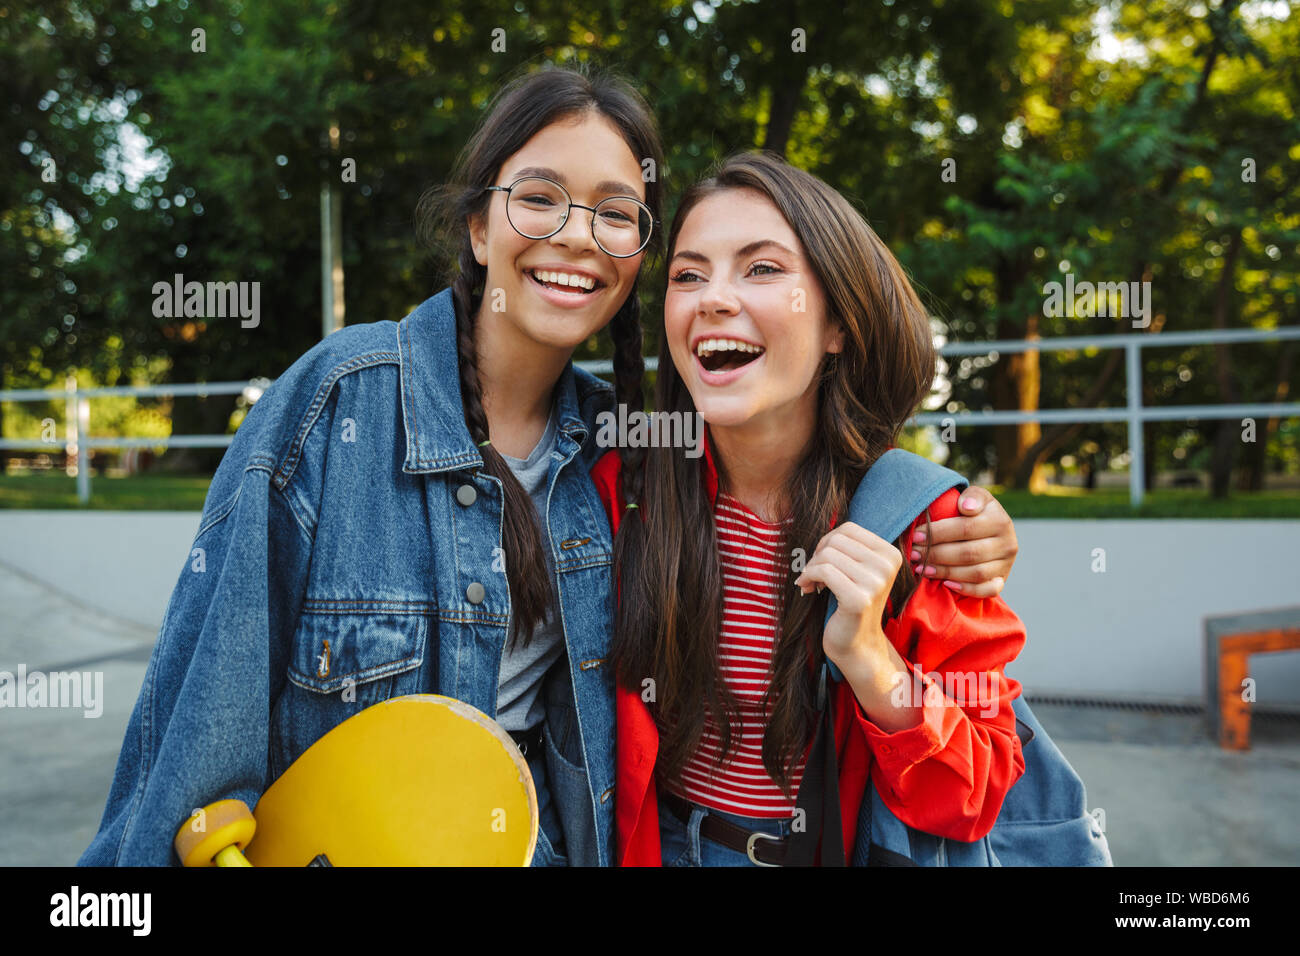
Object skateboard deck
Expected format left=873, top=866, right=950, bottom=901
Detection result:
left=175, top=694, right=538, bottom=866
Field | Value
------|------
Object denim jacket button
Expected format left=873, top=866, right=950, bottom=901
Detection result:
left=456, top=484, right=477, bottom=506
left=466, top=582, right=486, bottom=604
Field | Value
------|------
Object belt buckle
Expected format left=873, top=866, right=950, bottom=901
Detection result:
left=746, top=831, right=781, bottom=867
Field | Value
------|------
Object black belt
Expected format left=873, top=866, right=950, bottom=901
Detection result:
left=661, top=792, right=790, bottom=866
left=509, top=725, right=545, bottom=758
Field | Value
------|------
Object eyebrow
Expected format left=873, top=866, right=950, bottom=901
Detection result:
left=670, top=239, right=800, bottom=264
left=510, top=166, right=642, bottom=199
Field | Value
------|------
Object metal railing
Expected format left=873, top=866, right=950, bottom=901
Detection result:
left=0, top=378, right=267, bottom=502
left=581, top=326, right=1300, bottom=506
left=2, top=328, right=1297, bottom=506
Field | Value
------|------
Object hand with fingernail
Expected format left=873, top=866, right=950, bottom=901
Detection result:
left=907, top=485, right=1018, bottom=599
left=794, top=521, right=900, bottom=671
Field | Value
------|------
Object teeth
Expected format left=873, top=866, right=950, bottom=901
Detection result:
left=696, top=338, right=764, bottom=357
left=531, top=269, right=596, bottom=291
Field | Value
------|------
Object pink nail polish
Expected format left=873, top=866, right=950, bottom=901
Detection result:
left=913, top=564, right=922, bottom=574
left=943, top=581, right=962, bottom=592
left=909, top=549, right=920, bottom=561
left=960, top=498, right=973, bottom=510
left=912, top=530, right=925, bottom=543
left=924, top=565, right=936, bottom=576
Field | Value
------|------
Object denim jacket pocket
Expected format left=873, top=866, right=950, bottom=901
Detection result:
left=287, top=611, right=425, bottom=694
left=271, top=611, right=428, bottom=777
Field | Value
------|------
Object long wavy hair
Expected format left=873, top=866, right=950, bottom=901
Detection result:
left=611, top=151, right=938, bottom=794
left=415, top=64, right=663, bottom=648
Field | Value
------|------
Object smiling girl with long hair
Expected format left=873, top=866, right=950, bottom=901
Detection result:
left=595, top=151, right=1027, bottom=866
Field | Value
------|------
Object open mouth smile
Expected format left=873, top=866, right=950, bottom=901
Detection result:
left=695, top=337, right=766, bottom=374
left=526, top=268, right=605, bottom=297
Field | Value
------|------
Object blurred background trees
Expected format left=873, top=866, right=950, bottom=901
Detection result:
left=5, top=0, right=1297, bottom=494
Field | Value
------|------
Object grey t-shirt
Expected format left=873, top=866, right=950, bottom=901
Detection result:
left=494, top=405, right=566, bottom=732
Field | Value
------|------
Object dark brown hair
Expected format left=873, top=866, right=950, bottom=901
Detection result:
left=416, top=64, right=663, bottom=648
left=611, top=151, right=937, bottom=794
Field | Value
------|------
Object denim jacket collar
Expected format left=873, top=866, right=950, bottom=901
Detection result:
left=396, top=288, right=590, bottom=474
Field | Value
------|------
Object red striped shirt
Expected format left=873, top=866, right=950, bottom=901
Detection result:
left=665, top=492, right=805, bottom=816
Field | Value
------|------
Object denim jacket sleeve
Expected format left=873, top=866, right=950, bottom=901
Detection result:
left=78, top=353, right=338, bottom=866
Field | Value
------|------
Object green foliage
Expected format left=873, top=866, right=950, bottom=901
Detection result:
left=4, top=0, right=1297, bottom=496
left=987, top=487, right=1300, bottom=519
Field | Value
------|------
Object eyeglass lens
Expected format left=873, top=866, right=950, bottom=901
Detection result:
left=504, top=177, right=651, bottom=256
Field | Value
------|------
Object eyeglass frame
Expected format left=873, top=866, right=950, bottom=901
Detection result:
left=483, top=176, right=657, bottom=258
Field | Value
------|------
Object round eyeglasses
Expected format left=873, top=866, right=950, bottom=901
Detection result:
left=484, top=176, right=655, bottom=258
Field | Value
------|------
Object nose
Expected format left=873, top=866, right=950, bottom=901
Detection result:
left=698, top=272, right=740, bottom=316
left=548, top=203, right=600, bottom=255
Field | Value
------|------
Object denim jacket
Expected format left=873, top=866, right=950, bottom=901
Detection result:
left=78, top=288, right=619, bottom=866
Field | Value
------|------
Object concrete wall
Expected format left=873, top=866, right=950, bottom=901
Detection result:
left=1002, top=519, right=1300, bottom=705
left=1, top=512, right=1297, bottom=704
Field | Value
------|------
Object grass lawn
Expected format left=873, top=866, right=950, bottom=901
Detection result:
left=0, top=472, right=214, bottom=511
left=988, top=486, right=1300, bottom=518
left=1, top=470, right=1297, bottom=517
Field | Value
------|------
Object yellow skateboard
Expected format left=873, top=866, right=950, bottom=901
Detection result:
left=174, top=695, right=538, bottom=866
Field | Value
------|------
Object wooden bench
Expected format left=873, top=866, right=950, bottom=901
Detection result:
left=1204, top=606, right=1300, bottom=749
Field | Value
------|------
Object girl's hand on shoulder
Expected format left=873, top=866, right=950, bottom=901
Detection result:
left=794, top=522, right=900, bottom=670
left=912, top=485, right=1017, bottom=599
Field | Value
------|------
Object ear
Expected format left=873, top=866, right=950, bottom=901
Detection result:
left=825, top=321, right=845, bottom=355
left=468, top=212, right=488, bottom=268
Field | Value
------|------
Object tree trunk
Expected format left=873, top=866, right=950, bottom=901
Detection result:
left=991, top=314, right=1044, bottom=488
left=763, top=81, right=801, bottom=157
left=1239, top=337, right=1296, bottom=491
left=1085, top=450, right=1102, bottom=489
left=1209, top=420, right=1237, bottom=497
left=1236, top=415, right=1266, bottom=491
left=0, top=365, right=8, bottom=472
left=1142, top=370, right=1159, bottom=492
left=1206, top=230, right=1242, bottom=498
left=1142, top=420, right=1158, bottom=491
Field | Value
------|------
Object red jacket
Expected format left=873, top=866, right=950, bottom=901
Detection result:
left=590, top=439, right=1027, bottom=867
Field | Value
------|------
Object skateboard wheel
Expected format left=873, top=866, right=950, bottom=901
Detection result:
left=174, top=799, right=257, bottom=867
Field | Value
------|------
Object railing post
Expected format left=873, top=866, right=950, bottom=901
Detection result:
left=320, top=119, right=345, bottom=340
left=76, top=393, right=91, bottom=503
left=1127, top=340, right=1144, bottom=508
left=64, top=374, right=76, bottom=477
